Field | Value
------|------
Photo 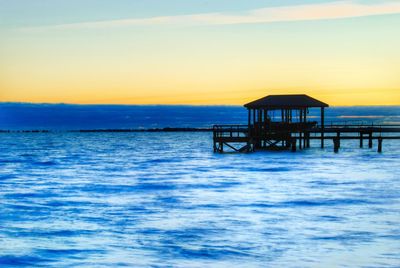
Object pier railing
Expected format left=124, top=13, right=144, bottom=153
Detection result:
left=213, top=123, right=400, bottom=138
left=316, top=123, right=400, bottom=134
left=322, top=120, right=400, bottom=128
left=213, top=124, right=249, bottom=138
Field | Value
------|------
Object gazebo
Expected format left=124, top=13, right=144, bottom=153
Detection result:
left=244, top=94, right=329, bottom=149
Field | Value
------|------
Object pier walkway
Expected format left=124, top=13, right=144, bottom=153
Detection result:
left=213, top=122, right=400, bottom=153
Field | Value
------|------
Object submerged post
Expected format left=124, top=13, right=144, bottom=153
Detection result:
left=360, top=133, right=363, bottom=148
left=378, top=137, right=383, bottom=153
left=299, top=133, right=302, bottom=150
left=368, top=132, right=373, bottom=148
left=299, top=109, right=303, bottom=149
left=321, top=107, right=325, bottom=148
left=305, top=132, right=310, bottom=148
left=333, top=137, right=340, bottom=153
left=213, top=127, right=216, bottom=152
left=291, top=138, right=297, bottom=152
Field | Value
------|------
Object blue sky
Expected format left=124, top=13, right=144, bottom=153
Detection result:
left=0, top=0, right=394, bottom=28
left=0, top=0, right=399, bottom=105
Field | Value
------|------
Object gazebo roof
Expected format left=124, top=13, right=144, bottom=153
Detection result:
left=244, top=94, right=329, bottom=109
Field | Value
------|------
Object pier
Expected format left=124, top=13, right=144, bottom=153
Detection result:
left=213, top=94, right=400, bottom=153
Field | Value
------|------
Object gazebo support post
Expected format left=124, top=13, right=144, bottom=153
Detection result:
left=321, top=107, right=325, bottom=148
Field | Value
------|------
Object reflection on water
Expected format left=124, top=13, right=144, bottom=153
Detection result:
left=0, top=132, right=399, bottom=267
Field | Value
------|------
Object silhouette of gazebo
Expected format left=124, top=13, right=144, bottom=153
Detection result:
left=244, top=94, right=329, bottom=149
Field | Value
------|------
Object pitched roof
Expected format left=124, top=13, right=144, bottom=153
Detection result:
left=244, top=94, right=329, bottom=109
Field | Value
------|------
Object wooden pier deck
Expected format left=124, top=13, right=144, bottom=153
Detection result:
left=213, top=123, right=400, bottom=153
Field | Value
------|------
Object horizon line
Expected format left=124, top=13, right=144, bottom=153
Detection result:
left=1, top=101, right=399, bottom=108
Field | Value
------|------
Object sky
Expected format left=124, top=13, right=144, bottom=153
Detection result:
left=1, top=0, right=400, bottom=105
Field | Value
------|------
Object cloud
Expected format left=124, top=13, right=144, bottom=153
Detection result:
left=23, top=1, right=400, bottom=31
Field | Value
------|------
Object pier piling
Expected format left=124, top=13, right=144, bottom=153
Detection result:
left=291, top=138, right=297, bottom=152
left=368, top=132, right=373, bottom=148
left=378, top=137, right=383, bottom=153
left=333, top=137, right=340, bottom=153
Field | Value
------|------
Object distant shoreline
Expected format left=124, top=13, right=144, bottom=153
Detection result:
left=0, top=127, right=213, bottom=133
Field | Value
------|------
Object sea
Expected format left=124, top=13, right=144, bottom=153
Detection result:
left=0, top=104, right=399, bottom=267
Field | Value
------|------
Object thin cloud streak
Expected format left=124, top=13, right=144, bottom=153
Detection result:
left=23, top=1, right=400, bottom=31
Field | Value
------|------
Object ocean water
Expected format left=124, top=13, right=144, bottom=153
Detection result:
left=1, top=131, right=400, bottom=267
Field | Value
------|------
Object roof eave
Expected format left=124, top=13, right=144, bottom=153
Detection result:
left=244, top=104, right=329, bottom=109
